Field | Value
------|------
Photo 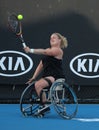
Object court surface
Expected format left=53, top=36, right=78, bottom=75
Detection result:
left=0, top=104, right=99, bottom=130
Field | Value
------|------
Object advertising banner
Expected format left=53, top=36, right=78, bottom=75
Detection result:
left=0, top=0, right=99, bottom=85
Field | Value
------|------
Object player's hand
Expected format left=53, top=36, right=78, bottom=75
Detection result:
left=24, top=46, right=30, bottom=53
left=26, top=78, right=36, bottom=84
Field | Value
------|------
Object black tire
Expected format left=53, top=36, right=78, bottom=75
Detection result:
left=20, top=81, right=40, bottom=117
left=50, top=81, right=78, bottom=119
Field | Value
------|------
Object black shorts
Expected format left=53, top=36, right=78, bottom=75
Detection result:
left=44, top=78, right=52, bottom=87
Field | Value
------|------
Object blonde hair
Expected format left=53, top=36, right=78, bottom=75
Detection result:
left=54, top=33, right=68, bottom=49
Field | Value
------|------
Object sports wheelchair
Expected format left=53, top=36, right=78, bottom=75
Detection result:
left=20, top=78, right=78, bottom=119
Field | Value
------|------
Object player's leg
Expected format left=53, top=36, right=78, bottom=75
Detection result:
left=34, top=76, right=55, bottom=116
left=34, top=76, right=55, bottom=97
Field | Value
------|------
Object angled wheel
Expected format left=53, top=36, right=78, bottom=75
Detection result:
left=50, top=79, right=78, bottom=119
left=20, top=81, right=40, bottom=117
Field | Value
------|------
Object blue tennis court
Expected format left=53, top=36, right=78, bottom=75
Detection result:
left=0, top=104, right=99, bottom=130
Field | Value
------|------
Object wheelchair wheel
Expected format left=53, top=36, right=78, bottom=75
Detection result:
left=50, top=80, right=78, bottom=119
left=20, top=81, right=40, bottom=117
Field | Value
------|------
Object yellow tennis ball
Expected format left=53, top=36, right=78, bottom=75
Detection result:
left=17, top=14, right=23, bottom=20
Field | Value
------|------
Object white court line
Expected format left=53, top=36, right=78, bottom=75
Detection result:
left=73, top=118, right=99, bottom=122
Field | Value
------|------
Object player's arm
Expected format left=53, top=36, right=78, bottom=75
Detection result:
left=24, top=47, right=61, bottom=56
left=26, top=60, right=43, bottom=84
left=31, top=60, right=43, bottom=79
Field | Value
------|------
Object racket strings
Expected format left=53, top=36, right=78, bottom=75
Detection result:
left=8, top=15, right=21, bottom=35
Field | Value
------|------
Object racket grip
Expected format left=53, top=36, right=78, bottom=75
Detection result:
left=22, top=42, right=27, bottom=48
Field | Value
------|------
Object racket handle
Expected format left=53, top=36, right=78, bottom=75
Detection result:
left=22, top=42, right=27, bottom=48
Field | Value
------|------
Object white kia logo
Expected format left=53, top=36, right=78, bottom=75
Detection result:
left=0, top=50, right=33, bottom=77
left=70, top=53, right=99, bottom=78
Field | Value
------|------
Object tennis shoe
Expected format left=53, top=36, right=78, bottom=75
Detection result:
left=38, top=105, right=50, bottom=114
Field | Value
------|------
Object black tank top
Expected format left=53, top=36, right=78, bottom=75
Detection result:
left=42, top=56, right=65, bottom=79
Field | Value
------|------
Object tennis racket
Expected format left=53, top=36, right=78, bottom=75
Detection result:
left=8, top=13, right=27, bottom=48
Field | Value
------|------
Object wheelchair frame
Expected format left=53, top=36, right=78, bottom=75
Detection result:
left=20, top=78, right=78, bottom=119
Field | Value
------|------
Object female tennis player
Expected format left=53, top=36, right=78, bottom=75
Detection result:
left=23, top=32, right=68, bottom=115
